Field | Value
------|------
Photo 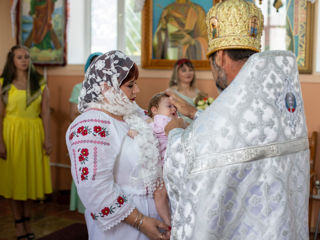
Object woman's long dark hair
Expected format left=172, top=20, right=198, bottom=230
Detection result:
left=0, top=45, right=43, bottom=102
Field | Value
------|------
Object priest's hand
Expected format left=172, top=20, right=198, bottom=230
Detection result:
left=165, top=117, right=188, bottom=136
left=165, top=89, right=197, bottom=119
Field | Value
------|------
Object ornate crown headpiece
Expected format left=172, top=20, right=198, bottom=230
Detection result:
left=206, top=0, right=264, bottom=57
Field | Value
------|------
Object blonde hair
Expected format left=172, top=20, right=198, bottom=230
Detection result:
left=169, top=58, right=196, bottom=88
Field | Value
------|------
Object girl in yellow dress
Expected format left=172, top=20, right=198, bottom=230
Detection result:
left=0, top=45, right=52, bottom=240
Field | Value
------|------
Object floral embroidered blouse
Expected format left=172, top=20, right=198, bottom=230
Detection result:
left=66, top=109, right=149, bottom=231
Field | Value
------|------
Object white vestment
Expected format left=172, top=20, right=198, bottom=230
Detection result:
left=164, top=51, right=310, bottom=240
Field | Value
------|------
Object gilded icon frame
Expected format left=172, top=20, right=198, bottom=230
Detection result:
left=287, top=1, right=314, bottom=74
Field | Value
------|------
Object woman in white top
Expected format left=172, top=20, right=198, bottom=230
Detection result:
left=66, top=50, right=170, bottom=240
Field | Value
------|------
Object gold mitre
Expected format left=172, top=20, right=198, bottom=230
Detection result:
left=206, top=0, right=264, bottom=57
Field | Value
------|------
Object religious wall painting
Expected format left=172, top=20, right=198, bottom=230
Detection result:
left=17, top=0, right=67, bottom=66
left=285, top=0, right=314, bottom=73
left=142, top=0, right=214, bottom=70
left=141, top=0, right=314, bottom=73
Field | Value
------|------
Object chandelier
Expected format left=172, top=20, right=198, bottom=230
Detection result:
left=269, top=0, right=283, bottom=12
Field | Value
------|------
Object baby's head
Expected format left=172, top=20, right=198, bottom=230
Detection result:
left=148, top=92, right=177, bottom=118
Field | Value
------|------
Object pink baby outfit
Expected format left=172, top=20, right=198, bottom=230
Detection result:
left=149, top=115, right=172, bottom=165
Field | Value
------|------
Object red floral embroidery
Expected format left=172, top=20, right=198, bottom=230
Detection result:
left=80, top=167, right=89, bottom=181
left=77, top=126, right=84, bottom=133
left=117, top=196, right=124, bottom=205
left=92, top=125, right=108, bottom=138
left=94, top=126, right=102, bottom=133
left=69, top=132, right=74, bottom=140
left=70, top=119, right=111, bottom=131
left=79, top=155, right=85, bottom=162
left=99, top=131, right=106, bottom=137
left=91, top=212, right=96, bottom=220
left=81, top=148, right=89, bottom=156
left=82, top=167, right=89, bottom=175
left=70, top=125, right=108, bottom=139
left=78, top=148, right=89, bottom=164
left=101, top=207, right=110, bottom=216
left=91, top=195, right=128, bottom=220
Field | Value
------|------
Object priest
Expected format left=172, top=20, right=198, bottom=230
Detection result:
left=164, top=0, right=310, bottom=239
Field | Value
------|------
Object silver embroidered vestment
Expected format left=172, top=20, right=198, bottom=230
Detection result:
left=163, top=51, right=310, bottom=240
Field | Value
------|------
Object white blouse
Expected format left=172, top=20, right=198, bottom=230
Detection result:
left=66, top=109, right=158, bottom=239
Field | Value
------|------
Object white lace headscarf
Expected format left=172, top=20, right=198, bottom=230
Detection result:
left=78, top=50, right=162, bottom=194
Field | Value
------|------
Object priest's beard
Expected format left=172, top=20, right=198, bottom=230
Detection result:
left=212, top=62, right=228, bottom=94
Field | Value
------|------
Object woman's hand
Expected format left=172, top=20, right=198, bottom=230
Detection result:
left=140, top=216, right=171, bottom=240
left=0, top=141, right=6, bottom=159
left=128, top=129, right=139, bottom=138
left=43, top=138, right=53, bottom=155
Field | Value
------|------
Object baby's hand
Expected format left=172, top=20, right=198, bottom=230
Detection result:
left=128, top=129, right=139, bottom=138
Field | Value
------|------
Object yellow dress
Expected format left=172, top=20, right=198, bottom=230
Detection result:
left=0, top=79, right=52, bottom=200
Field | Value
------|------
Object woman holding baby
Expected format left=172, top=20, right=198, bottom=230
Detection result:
left=65, top=50, right=170, bottom=240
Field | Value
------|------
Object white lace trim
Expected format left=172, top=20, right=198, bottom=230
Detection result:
left=124, top=113, right=163, bottom=194
left=88, top=85, right=163, bottom=195
left=103, top=206, right=135, bottom=231
left=87, top=85, right=137, bottom=116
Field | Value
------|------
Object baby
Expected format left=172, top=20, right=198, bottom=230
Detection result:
left=147, top=92, right=177, bottom=164
left=148, top=92, right=178, bottom=226
left=127, top=93, right=177, bottom=227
